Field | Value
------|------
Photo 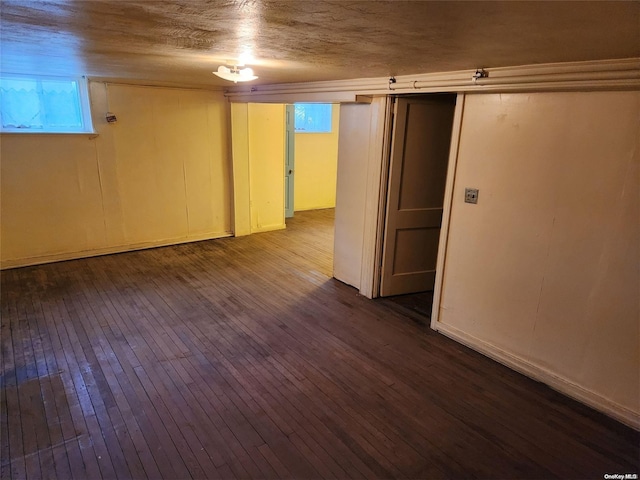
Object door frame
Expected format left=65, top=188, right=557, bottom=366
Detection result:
left=379, top=93, right=457, bottom=297
left=356, top=96, right=394, bottom=299
left=284, top=104, right=295, bottom=218
left=365, top=93, right=465, bottom=326
left=430, top=93, right=465, bottom=328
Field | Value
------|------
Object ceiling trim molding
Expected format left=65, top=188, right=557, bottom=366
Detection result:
left=224, top=58, right=640, bottom=103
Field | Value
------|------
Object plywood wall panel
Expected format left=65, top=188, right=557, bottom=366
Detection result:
left=1, top=135, right=107, bottom=260
left=247, top=103, right=285, bottom=233
left=438, top=91, right=640, bottom=421
left=1, top=82, right=232, bottom=267
left=230, top=103, right=251, bottom=236
left=107, top=85, right=189, bottom=243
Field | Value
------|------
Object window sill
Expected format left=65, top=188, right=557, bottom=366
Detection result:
left=0, top=131, right=98, bottom=137
left=294, top=131, right=333, bottom=134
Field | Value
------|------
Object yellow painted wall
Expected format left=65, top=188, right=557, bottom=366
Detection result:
left=294, top=105, right=340, bottom=211
left=437, top=91, right=639, bottom=425
left=1, top=135, right=108, bottom=261
left=0, top=82, right=232, bottom=268
left=247, top=103, right=286, bottom=233
left=230, top=103, right=251, bottom=236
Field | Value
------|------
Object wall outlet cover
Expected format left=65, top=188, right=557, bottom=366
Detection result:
left=465, top=188, right=479, bottom=204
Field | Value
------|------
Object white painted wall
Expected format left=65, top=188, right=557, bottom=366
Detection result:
left=435, top=91, right=639, bottom=427
left=1, top=82, right=232, bottom=268
left=333, top=98, right=389, bottom=294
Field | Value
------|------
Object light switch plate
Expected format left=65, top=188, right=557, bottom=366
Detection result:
left=465, top=188, right=479, bottom=204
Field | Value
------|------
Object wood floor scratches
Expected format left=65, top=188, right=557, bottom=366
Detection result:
left=1, top=208, right=638, bottom=479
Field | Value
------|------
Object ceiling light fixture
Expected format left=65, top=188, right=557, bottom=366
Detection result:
left=213, top=65, right=258, bottom=83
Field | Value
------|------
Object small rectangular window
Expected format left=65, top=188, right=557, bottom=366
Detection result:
left=294, top=103, right=332, bottom=133
left=0, top=75, right=93, bottom=133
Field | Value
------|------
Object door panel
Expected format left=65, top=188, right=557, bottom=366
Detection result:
left=285, top=104, right=295, bottom=218
left=393, top=227, right=441, bottom=273
left=381, top=95, right=456, bottom=296
left=333, top=103, right=372, bottom=289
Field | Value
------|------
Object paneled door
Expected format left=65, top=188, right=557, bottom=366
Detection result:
left=380, top=95, right=456, bottom=296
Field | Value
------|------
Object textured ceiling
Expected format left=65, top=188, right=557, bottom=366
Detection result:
left=1, top=0, right=638, bottom=88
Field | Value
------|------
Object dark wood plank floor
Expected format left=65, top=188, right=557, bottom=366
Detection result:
left=2, top=208, right=638, bottom=480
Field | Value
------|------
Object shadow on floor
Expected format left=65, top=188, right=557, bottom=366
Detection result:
left=382, top=290, right=434, bottom=325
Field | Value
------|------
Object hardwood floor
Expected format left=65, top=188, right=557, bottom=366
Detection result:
left=2, top=208, right=638, bottom=479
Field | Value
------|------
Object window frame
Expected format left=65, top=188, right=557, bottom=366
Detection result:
left=0, top=73, right=95, bottom=134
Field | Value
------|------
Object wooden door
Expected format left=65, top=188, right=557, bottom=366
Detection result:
left=380, top=95, right=456, bottom=296
left=285, top=104, right=295, bottom=218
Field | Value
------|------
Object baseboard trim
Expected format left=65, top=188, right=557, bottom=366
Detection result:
left=294, top=205, right=336, bottom=212
left=251, top=224, right=286, bottom=234
left=434, top=321, right=640, bottom=430
left=1, top=231, right=233, bottom=270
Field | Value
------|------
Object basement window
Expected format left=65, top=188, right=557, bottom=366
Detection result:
left=0, top=75, right=94, bottom=133
left=294, top=103, right=332, bottom=133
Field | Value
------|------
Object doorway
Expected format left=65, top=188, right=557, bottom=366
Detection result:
left=380, top=94, right=457, bottom=309
left=285, top=103, right=340, bottom=222
left=285, top=103, right=341, bottom=277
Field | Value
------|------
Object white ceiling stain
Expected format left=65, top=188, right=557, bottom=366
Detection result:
left=1, top=1, right=638, bottom=87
